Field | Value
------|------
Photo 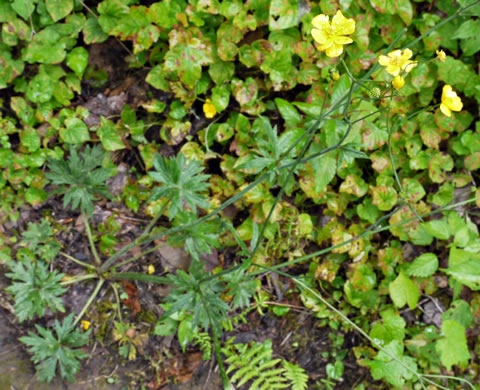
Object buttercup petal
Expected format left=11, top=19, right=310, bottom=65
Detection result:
left=386, top=64, right=400, bottom=76
left=448, top=98, right=463, bottom=111
left=332, top=10, right=355, bottom=35
left=317, top=41, right=333, bottom=51
left=436, top=49, right=446, bottom=62
left=440, top=103, right=451, bottom=117
left=401, top=48, right=413, bottom=60
left=311, top=28, right=328, bottom=45
left=326, top=43, right=344, bottom=58
left=403, top=61, right=417, bottom=73
left=334, top=36, right=353, bottom=45
left=312, top=14, right=330, bottom=30
left=378, top=55, right=390, bottom=66
left=442, top=84, right=453, bottom=96
left=389, top=50, right=402, bottom=59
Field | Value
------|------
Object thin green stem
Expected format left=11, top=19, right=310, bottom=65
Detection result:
left=60, top=273, right=97, bottom=286
left=384, top=74, right=424, bottom=223
left=60, top=252, right=96, bottom=271
left=100, top=200, right=170, bottom=272
left=207, top=309, right=231, bottom=389
left=258, top=196, right=478, bottom=273
left=73, top=278, right=105, bottom=327
left=82, top=212, right=102, bottom=266
left=110, top=283, right=123, bottom=323
left=421, top=374, right=475, bottom=390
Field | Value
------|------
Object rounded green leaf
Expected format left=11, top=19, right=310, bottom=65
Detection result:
left=66, top=47, right=89, bottom=77
left=46, top=0, right=74, bottom=22
left=98, top=118, right=125, bottom=151
left=389, top=272, right=420, bottom=310
left=26, top=73, right=54, bottom=103
left=60, top=118, right=90, bottom=144
left=212, top=85, right=230, bottom=112
left=20, top=127, right=40, bottom=153
left=25, top=187, right=48, bottom=206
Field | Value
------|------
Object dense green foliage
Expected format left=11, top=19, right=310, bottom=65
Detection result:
left=1, top=0, right=480, bottom=388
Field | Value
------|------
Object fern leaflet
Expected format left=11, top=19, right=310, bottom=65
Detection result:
left=223, top=338, right=308, bottom=390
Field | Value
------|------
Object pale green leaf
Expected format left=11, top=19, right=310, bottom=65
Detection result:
left=436, top=320, right=470, bottom=370
left=389, top=272, right=420, bottom=310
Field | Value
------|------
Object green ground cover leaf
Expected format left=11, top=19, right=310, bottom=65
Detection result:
left=60, top=117, right=90, bottom=144
left=366, top=340, right=418, bottom=387
left=46, top=0, right=73, bottom=22
left=164, top=38, right=213, bottom=89
left=97, top=117, right=125, bottom=151
left=66, top=47, right=88, bottom=77
left=435, top=320, right=470, bottom=370
left=389, top=272, right=420, bottom=310
left=406, top=253, right=438, bottom=278
left=443, top=247, right=480, bottom=290
left=369, top=309, right=406, bottom=346
left=269, top=0, right=300, bottom=30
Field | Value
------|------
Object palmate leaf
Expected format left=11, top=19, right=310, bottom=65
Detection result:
left=148, top=153, right=211, bottom=219
left=168, top=211, right=221, bottom=261
left=21, top=219, right=61, bottom=262
left=46, top=145, right=115, bottom=215
left=221, top=268, right=257, bottom=309
left=6, top=259, right=66, bottom=322
left=20, top=313, right=90, bottom=383
left=237, top=116, right=301, bottom=187
left=162, top=260, right=230, bottom=335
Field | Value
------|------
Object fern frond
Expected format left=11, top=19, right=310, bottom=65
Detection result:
left=222, top=339, right=309, bottom=390
left=282, top=360, right=309, bottom=390
left=193, top=332, right=212, bottom=360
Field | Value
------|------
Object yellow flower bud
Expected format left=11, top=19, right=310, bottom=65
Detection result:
left=436, top=49, right=446, bottom=63
left=147, top=264, right=155, bottom=274
left=392, top=75, right=405, bottom=90
left=203, top=98, right=217, bottom=119
left=332, top=71, right=340, bottom=81
left=81, top=320, right=91, bottom=331
left=370, top=87, right=381, bottom=98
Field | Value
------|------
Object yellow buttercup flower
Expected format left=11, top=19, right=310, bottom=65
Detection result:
left=436, top=49, right=446, bottom=63
left=203, top=98, right=216, bottom=118
left=80, top=320, right=91, bottom=331
left=440, top=84, right=463, bottom=117
left=311, top=10, right=355, bottom=58
left=378, top=49, right=417, bottom=77
left=147, top=264, right=155, bottom=274
left=392, top=75, right=405, bottom=90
